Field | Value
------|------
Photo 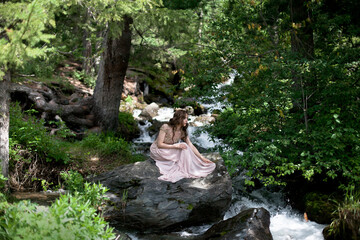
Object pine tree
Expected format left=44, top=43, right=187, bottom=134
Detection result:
left=0, top=0, right=60, bottom=177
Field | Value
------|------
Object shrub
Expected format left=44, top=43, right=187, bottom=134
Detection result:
left=0, top=179, right=114, bottom=240
left=9, top=103, right=72, bottom=164
left=0, top=173, right=7, bottom=203
left=72, top=70, right=96, bottom=88
left=60, top=170, right=108, bottom=208
left=326, top=186, right=360, bottom=240
left=117, top=111, right=140, bottom=141
left=0, top=196, right=115, bottom=240
left=60, top=170, right=84, bottom=193
left=19, top=51, right=64, bottom=78
left=80, top=133, right=131, bottom=158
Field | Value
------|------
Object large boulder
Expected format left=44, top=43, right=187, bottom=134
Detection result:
left=140, top=102, right=160, bottom=120
left=90, top=153, right=232, bottom=232
left=197, top=208, right=273, bottom=240
left=133, top=208, right=273, bottom=240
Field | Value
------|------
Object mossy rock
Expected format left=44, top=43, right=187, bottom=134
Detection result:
left=211, top=109, right=222, bottom=115
left=147, top=119, right=163, bottom=137
left=174, top=98, right=206, bottom=115
left=117, top=112, right=140, bottom=141
left=304, top=192, right=337, bottom=224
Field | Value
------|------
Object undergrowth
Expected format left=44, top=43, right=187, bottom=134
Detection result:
left=0, top=172, right=115, bottom=240
left=327, top=186, right=360, bottom=240
left=9, top=103, right=144, bottom=191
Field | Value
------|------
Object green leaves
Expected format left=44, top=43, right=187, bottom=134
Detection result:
left=0, top=0, right=61, bottom=78
left=0, top=194, right=115, bottom=240
left=177, top=0, right=360, bottom=189
left=9, top=103, right=72, bottom=163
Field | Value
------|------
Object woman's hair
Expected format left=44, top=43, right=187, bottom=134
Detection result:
left=168, top=109, right=188, bottom=141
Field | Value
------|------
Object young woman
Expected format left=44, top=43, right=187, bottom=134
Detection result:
left=150, top=109, right=216, bottom=183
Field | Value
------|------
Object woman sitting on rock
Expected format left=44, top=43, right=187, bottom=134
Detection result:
left=150, top=109, right=216, bottom=183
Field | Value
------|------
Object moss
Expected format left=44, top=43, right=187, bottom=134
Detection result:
left=117, top=112, right=140, bottom=141
left=304, top=192, right=337, bottom=224
left=220, top=231, right=228, bottom=236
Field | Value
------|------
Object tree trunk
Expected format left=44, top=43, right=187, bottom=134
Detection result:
left=82, top=7, right=93, bottom=75
left=290, top=0, right=314, bottom=58
left=289, top=0, right=314, bottom=132
left=0, top=71, right=10, bottom=177
left=93, top=16, right=133, bottom=132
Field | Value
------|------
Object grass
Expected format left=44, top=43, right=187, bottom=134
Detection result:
left=327, top=186, right=360, bottom=240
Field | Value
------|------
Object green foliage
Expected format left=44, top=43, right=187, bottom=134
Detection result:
left=117, top=111, right=140, bottom=141
left=9, top=103, right=72, bottom=163
left=0, top=0, right=61, bottom=78
left=304, top=192, right=337, bottom=224
left=72, top=70, right=96, bottom=88
left=0, top=173, right=7, bottom=203
left=163, top=0, right=201, bottom=10
left=0, top=191, right=115, bottom=240
left=184, top=0, right=360, bottom=189
left=81, top=182, right=109, bottom=209
left=327, top=186, right=360, bottom=240
left=19, top=51, right=65, bottom=78
left=81, top=133, right=131, bottom=157
left=60, top=170, right=109, bottom=208
left=0, top=170, right=113, bottom=239
left=60, top=170, right=84, bottom=193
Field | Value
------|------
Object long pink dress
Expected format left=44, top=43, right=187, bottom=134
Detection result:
left=150, top=124, right=216, bottom=183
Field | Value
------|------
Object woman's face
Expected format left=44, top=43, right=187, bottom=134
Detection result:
left=182, top=114, right=188, bottom=127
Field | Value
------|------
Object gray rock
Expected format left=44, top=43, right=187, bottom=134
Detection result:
left=197, top=207, right=273, bottom=240
left=90, top=153, right=232, bottom=232
left=140, top=102, right=159, bottom=119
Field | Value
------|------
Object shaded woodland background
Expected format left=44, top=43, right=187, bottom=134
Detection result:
left=0, top=0, right=359, bottom=239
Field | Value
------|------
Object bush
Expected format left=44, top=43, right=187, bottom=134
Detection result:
left=80, top=133, right=131, bottom=157
left=0, top=178, right=114, bottom=240
left=0, top=196, right=115, bottom=240
left=72, top=70, right=96, bottom=89
left=0, top=173, right=7, bottom=203
left=19, top=51, right=64, bottom=78
left=9, top=103, right=72, bottom=164
left=60, top=170, right=108, bottom=208
left=117, top=111, right=140, bottom=141
left=325, top=186, right=360, bottom=240
left=60, top=170, right=84, bottom=193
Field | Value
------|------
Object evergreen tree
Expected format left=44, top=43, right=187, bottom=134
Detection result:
left=0, top=0, right=61, bottom=177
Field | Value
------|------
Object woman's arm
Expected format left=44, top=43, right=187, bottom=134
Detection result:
left=156, top=127, right=187, bottom=150
left=185, top=136, right=213, bottom=163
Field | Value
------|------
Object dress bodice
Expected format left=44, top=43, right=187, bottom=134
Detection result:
left=157, top=124, right=185, bottom=144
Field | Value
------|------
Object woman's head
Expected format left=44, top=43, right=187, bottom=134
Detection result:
left=169, top=109, right=188, bottom=128
left=169, top=109, right=188, bottom=141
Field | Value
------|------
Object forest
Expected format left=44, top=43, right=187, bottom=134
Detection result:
left=0, top=0, right=359, bottom=239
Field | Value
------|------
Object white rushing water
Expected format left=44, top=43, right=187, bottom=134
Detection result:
left=224, top=189, right=326, bottom=240
left=133, top=120, right=154, bottom=143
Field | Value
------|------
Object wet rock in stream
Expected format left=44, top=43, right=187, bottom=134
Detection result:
left=89, top=153, right=232, bottom=233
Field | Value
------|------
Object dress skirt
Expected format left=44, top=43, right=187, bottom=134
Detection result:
left=150, top=142, right=216, bottom=183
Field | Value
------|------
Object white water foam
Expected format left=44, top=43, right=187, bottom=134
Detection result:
left=133, top=121, right=154, bottom=143
left=187, top=126, right=221, bottom=149
left=153, top=107, right=174, bottom=122
left=224, top=189, right=325, bottom=240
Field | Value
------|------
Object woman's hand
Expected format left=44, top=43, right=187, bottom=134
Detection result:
left=176, top=143, right=187, bottom=150
left=201, top=157, right=213, bottom=164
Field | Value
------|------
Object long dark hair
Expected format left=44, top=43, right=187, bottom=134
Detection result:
left=168, top=109, right=188, bottom=142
